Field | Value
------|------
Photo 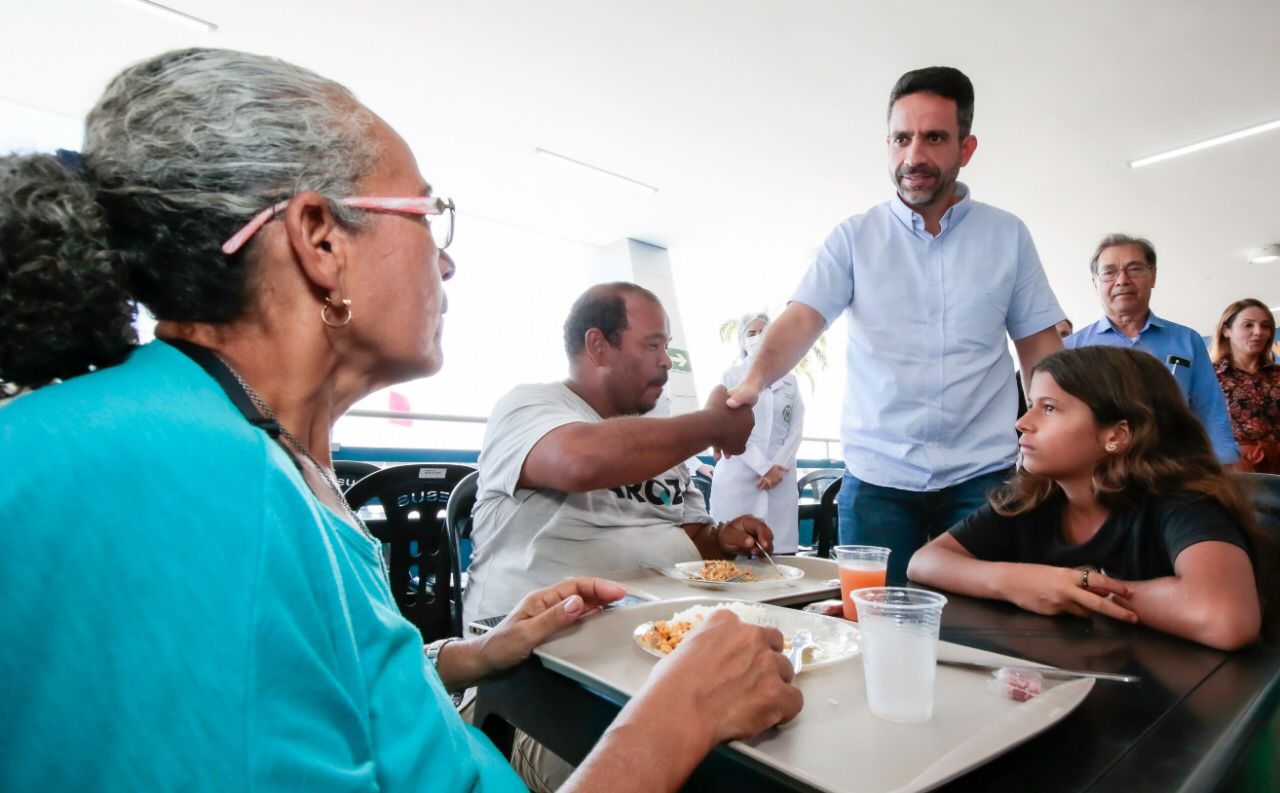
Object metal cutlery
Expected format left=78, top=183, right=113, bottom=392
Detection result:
left=756, top=546, right=787, bottom=580
left=938, top=658, right=1140, bottom=683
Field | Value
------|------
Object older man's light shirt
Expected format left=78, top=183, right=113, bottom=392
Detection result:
left=791, top=183, right=1064, bottom=491
left=1066, top=313, right=1240, bottom=464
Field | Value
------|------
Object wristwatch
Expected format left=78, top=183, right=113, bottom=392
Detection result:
left=424, top=637, right=459, bottom=667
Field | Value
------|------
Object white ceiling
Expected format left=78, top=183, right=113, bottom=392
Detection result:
left=4, top=0, right=1279, bottom=336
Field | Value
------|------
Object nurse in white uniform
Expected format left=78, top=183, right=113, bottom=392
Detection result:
left=710, top=313, right=805, bottom=553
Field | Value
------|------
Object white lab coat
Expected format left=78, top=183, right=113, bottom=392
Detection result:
left=710, top=360, right=805, bottom=552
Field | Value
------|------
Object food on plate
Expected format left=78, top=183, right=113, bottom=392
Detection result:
left=635, top=602, right=859, bottom=671
left=639, top=602, right=768, bottom=655
left=643, top=617, right=698, bottom=654
left=698, top=559, right=756, bottom=582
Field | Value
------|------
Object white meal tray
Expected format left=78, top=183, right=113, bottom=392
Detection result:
left=534, top=597, right=1093, bottom=793
left=600, top=555, right=841, bottom=606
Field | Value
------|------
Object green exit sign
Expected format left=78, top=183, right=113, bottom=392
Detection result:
left=668, top=347, right=692, bottom=373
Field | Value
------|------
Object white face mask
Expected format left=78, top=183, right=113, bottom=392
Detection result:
left=743, top=334, right=763, bottom=357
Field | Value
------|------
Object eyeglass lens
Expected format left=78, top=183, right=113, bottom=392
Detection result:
left=1098, top=264, right=1148, bottom=281
left=430, top=206, right=454, bottom=250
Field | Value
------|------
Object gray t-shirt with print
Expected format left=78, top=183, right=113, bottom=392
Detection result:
left=462, top=382, right=709, bottom=624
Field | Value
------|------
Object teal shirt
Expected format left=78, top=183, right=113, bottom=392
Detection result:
left=0, top=342, right=525, bottom=792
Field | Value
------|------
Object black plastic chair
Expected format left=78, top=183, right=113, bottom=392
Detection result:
left=345, top=463, right=476, bottom=641
left=813, top=477, right=843, bottom=559
left=445, top=470, right=480, bottom=603
left=797, top=468, right=842, bottom=552
left=1236, top=472, right=1280, bottom=534
left=334, top=460, right=380, bottom=493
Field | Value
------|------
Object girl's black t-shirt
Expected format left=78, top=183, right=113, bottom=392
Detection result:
left=948, top=490, right=1249, bottom=579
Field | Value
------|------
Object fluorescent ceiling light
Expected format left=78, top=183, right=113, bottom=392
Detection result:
left=1129, top=118, right=1280, bottom=168
left=116, top=0, right=218, bottom=32
left=535, top=147, right=658, bottom=194
left=1248, top=245, right=1280, bottom=265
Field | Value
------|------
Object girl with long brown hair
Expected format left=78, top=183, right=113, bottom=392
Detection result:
left=909, top=346, right=1268, bottom=651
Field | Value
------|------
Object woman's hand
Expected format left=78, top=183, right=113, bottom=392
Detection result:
left=564, top=610, right=803, bottom=792
left=756, top=465, right=788, bottom=491
left=999, top=565, right=1138, bottom=622
left=650, top=611, right=803, bottom=742
left=436, top=578, right=625, bottom=690
left=718, top=515, right=774, bottom=556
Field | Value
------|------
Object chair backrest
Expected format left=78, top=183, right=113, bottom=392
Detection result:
left=345, top=463, right=476, bottom=641
left=1236, top=472, right=1280, bottom=534
left=445, top=470, right=480, bottom=595
left=797, top=467, right=843, bottom=501
left=333, top=460, right=380, bottom=493
left=815, top=476, right=843, bottom=559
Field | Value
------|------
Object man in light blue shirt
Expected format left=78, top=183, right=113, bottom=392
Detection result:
left=1065, top=234, right=1239, bottom=465
left=728, top=67, right=1065, bottom=582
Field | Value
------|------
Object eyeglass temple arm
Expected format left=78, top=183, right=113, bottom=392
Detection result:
left=221, top=200, right=289, bottom=255
left=222, top=196, right=451, bottom=256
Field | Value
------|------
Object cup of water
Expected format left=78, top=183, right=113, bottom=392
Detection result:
left=851, top=587, right=948, bottom=722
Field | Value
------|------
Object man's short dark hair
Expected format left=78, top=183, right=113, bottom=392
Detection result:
left=888, top=67, right=975, bottom=137
left=1090, top=233, right=1158, bottom=275
left=563, top=282, right=661, bottom=358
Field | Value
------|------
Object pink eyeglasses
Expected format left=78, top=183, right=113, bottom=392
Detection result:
left=221, top=195, right=456, bottom=255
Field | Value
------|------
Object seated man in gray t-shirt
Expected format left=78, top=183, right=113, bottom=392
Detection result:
left=463, top=282, right=774, bottom=624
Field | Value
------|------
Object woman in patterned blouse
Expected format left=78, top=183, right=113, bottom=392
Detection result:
left=1211, top=298, right=1280, bottom=473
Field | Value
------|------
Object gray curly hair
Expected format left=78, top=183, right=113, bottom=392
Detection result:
left=0, top=48, right=383, bottom=391
left=85, top=47, right=381, bottom=321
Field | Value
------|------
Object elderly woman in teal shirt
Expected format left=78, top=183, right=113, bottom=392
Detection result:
left=0, top=48, right=801, bottom=792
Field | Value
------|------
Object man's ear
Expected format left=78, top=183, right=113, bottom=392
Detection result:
left=582, top=328, right=611, bottom=367
left=281, top=190, right=349, bottom=297
left=959, top=134, right=978, bottom=167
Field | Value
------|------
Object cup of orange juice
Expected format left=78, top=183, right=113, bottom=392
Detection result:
left=833, top=545, right=891, bottom=620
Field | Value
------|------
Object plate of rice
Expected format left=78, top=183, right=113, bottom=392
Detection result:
left=657, top=559, right=805, bottom=589
left=633, top=601, right=859, bottom=672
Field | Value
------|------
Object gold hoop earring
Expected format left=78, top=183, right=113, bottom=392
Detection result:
left=321, top=297, right=353, bottom=327
left=1105, top=442, right=1118, bottom=453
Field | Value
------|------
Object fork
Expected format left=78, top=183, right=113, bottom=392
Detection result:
left=693, top=571, right=751, bottom=583
left=788, top=629, right=816, bottom=674
left=755, top=546, right=786, bottom=580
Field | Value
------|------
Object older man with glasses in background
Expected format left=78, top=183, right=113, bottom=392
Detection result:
left=1065, top=233, right=1239, bottom=466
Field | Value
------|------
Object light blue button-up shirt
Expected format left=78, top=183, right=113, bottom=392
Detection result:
left=791, top=183, right=1064, bottom=491
left=1065, top=313, right=1240, bottom=464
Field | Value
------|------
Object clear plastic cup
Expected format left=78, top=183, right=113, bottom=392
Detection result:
left=833, top=545, right=891, bottom=621
left=851, top=587, right=948, bottom=722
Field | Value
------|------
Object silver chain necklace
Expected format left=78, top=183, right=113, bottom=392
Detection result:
left=219, top=359, right=388, bottom=572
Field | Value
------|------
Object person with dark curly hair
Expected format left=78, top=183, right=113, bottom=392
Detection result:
left=908, top=346, right=1273, bottom=651
left=0, top=48, right=800, bottom=792
left=0, top=154, right=136, bottom=396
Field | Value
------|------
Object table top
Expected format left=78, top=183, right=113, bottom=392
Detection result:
left=531, top=597, right=1093, bottom=793
left=474, top=588, right=1280, bottom=793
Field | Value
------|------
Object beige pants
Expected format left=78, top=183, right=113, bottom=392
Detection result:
left=511, top=730, right=576, bottom=793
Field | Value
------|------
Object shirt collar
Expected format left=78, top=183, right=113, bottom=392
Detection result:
left=889, top=181, right=973, bottom=236
left=1098, top=310, right=1162, bottom=335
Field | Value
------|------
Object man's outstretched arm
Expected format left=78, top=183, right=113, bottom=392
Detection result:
left=520, top=386, right=752, bottom=492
